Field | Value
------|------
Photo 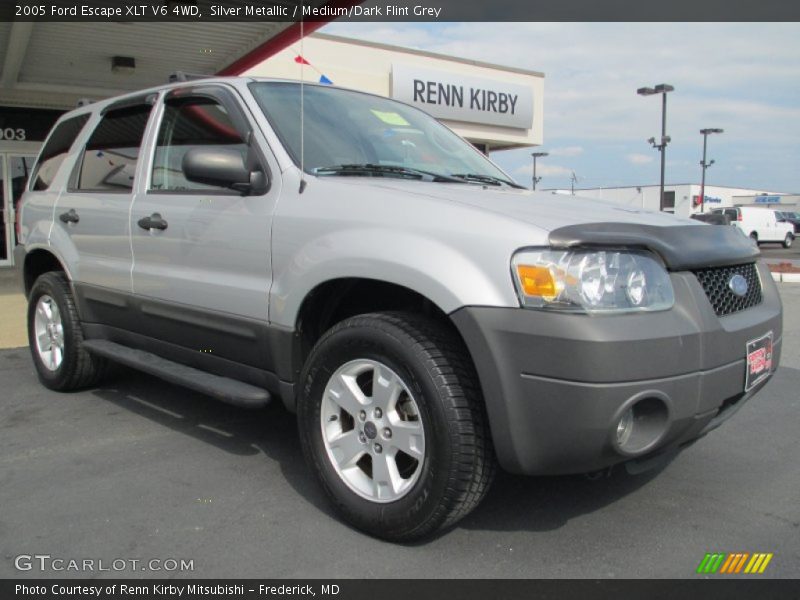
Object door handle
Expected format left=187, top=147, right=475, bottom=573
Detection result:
left=59, top=209, right=80, bottom=224
left=137, top=213, right=168, bottom=231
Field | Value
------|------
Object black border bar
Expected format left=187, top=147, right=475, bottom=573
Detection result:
left=3, top=0, right=800, bottom=22
left=3, top=579, right=800, bottom=600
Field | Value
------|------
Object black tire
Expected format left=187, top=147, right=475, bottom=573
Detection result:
left=297, top=311, right=495, bottom=542
left=783, top=233, right=794, bottom=249
left=749, top=231, right=759, bottom=245
left=27, top=271, right=107, bottom=391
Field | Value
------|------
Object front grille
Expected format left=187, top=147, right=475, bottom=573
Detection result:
left=692, top=263, right=762, bottom=317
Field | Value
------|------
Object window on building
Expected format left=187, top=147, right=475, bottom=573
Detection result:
left=77, top=104, right=152, bottom=192
left=151, top=97, right=247, bottom=192
left=31, top=114, right=90, bottom=191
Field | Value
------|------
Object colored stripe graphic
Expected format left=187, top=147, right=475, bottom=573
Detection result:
left=719, top=554, right=736, bottom=574
left=744, top=553, right=774, bottom=574
left=719, top=553, right=749, bottom=573
left=734, top=553, right=750, bottom=573
left=698, top=552, right=773, bottom=575
left=697, top=553, right=726, bottom=573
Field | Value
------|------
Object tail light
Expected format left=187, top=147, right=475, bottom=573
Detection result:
left=737, top=211, right=742, bottom=221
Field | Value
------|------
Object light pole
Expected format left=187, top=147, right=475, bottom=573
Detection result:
left=637, top=83, right=674, bottom=211
left=699, top=128, right=723, bottom=213
left=531, top=151, right=548, bottom=190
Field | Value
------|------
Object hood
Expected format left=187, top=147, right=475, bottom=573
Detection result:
left=331, top=178, right=693, bottom=231
left=321, top=178, right=760, bottom=269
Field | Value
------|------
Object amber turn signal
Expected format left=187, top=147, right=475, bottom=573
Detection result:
left=516, top=265, right=557, bottom=300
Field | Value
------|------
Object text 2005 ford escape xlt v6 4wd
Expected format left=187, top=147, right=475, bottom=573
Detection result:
left=15, top=78, right=782, bottom=541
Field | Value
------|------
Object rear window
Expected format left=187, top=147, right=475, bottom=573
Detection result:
left=77, top=104, right=153, bottom=192
left=31, top=114, right=90, bottom=191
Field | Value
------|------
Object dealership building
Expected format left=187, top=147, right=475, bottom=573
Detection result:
left=564, top=184, right=799, bottom=219
left=242, top=33, right=544, bottom=153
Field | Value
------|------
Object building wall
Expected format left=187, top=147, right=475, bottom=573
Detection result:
left=243, top=33, right=544, bottom=151
left=733, top=194, right=800, bottom=211
left=570, top=184, right=789, bottom=219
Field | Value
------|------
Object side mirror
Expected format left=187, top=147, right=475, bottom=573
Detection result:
left=182, top=147, right=267, bottom=195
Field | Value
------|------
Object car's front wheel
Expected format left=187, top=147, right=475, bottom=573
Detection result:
left=783, top=233, right=794, bottom=249
left=298, top=312, right=495, bottom=541
left=27, top=271, right=107, bottom=391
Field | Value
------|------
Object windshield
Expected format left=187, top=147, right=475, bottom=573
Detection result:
left=249, top=81, right=515, bottom=184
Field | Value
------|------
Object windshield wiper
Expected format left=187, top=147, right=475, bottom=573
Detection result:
left=450, top=173, right=526, bottom=189
left=314, top=164, right=466, bottom=183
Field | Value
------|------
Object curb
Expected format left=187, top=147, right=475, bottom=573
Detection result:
left=771, top=272, right=800, bottom=283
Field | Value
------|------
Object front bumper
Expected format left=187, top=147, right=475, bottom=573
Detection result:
left=451, top=262, right=783, bottom=475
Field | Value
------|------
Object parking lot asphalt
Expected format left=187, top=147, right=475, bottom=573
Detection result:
left=1, top=285, right=798, bottom=580
left=760, top=243, right=800, bottom=262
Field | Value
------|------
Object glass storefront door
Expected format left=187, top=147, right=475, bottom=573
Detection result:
left=0, top=154, right=36, bottom=265
left=0, top=156, right=6, bottom=264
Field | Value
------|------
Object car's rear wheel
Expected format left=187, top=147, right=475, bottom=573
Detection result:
left=27, top=271, right=107, bottom=391
left=783, top=233, right=794, bottom=249
left=750, top=231, right=759, bottom=244
left=298, top=311, right=495, bottom=541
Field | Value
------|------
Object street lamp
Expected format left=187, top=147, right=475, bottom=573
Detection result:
left=531, top=151, right=549, bottom=190
left=699, top=128, right=724, bottom=213
left=637, top=83, right=675, bottom=211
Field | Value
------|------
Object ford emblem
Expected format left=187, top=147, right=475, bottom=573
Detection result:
left=729, top=274, right=748, bottom=297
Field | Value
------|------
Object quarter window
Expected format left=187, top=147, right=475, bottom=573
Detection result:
left=151, top=97, right=247, bottom=192
left=31, top=114, right=90, bottom=191
left=77, top=104, right=152, bottom=192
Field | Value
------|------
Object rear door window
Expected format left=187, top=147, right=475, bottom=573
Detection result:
left=30, top=114, right=90, bottom=191
left=77, top=104, right=153, bottom=192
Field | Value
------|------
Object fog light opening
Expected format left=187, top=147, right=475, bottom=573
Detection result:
left=614, top=396, right=670, bottom=455
left=616, top=408, right=634, bottom=447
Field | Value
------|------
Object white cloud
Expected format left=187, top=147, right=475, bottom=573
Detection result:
left=515, top=163, right=573, bottom=177
left=549, top=146, right=584, bottom=157
left=626, top=154, right=654, bottom=165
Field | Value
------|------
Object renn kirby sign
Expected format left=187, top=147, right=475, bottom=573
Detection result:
left=391, top=64, right=534, bottom=130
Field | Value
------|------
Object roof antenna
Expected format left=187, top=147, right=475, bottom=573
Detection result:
left=298, top=15, right=307, bottom=194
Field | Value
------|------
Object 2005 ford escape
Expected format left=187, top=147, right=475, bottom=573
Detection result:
left=15, top=78, right=782, bottom=541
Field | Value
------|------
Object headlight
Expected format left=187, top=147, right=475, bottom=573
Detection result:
left=511, top=248, right=675, bottom=313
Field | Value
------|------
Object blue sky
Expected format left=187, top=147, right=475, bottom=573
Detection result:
left=321, top=22, right=800, bottom=193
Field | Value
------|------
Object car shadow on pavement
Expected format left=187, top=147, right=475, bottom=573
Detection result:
left=89, top=366, right=338, bottom=518
left=455, top=465, right=667, bottom=537
left=90, top=365, right=670, bottom=541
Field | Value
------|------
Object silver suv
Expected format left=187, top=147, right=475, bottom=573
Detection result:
left=15, top=78, right=782, bottom=541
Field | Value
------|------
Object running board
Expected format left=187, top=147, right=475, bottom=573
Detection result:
left=83, top=340, right=271, bottom=408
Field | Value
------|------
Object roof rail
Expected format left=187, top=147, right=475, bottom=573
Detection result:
left=168, top=71, right=213, bottom=83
